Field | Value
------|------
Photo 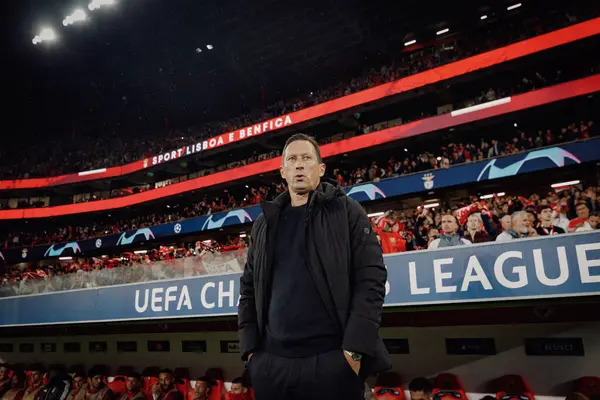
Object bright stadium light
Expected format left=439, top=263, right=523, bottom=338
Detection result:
left=367, top=212, right=385, bottom=218
left=480, top=15, right=488, bottom=20
left=424, top=202, right=440, bottom=209
left=33, top=27, right=57, bottom=45
left=436, top=28, right=450, bottom=35
left=206, top=44, right=214, bottom=50
left=507, top=3, right=522, bottom=11
left=551, top=180, right=580, bottom=188
left=404, top=39, right=417, bottom=46
left=63, top=8, right=87, bottom=26
left=89, top=0, right=116, bottom=11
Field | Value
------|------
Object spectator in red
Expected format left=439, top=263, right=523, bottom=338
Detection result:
left=152, top=370, right=182, bottom=400
left=1, top=371, right=25, bottom=400
left=74, top=369, right=112, bottom=400
left=119, top=373, right=144, bottom=400
left=192, top=377, right=212, bottom=400
left=568, top=203, right=593, bottom=232
left=536, top=205, right=565, bottom=235
left=428, top=214, right=471, bottom=249
left=66, top=374, right=85, bottom=400
left=22, top=365, right=45, bottom=400
left=464, top=213, right=492, bottom=243
left=226, top=378, right=250, bottom=400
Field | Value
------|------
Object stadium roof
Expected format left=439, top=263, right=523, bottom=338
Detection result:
left=2, top=0, right=560, bottom=138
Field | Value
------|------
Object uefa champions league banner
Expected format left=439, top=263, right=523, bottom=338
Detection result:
left=1, top=231, right=599, bottom=327
left=1, top=139, right=599, bottom=264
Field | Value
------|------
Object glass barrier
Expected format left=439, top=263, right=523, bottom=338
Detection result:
left=0, top=247, right=248, bottom=298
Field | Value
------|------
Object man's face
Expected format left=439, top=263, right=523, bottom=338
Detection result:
left=0, top=367, right=8, bottom=380
left=31, top=371, right=42, bottom=385
left=230, top=383, right=245, bottom=395
left=526, top=212, right=536, bottom=226
left=501, top=215, right=512, bottom=231
left=410, top=390, right=432, bottom=400
left=467, top=215, right=480, bottom=231
left=589, top=215, right=599, bottom=229
left=73, top=376, right=85, bottom=390
left=512, top=214, right=528, bottom=234
left=539, top=208, right=553, bottom=223
left=159, top=373, right=173, bottom=392
left=126, top=377, right=140, bottom=393
left=194, top=381, right=209, bottom=398
left=441, top=215, right=458, bottom=235
left=90, top=376, right=103, bottom=390
left=280, top=140, right=325, bottom=195
left=576, top=204, right=590, bottom=219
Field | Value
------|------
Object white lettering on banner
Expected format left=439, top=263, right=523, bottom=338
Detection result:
left=576, top=242, right=600, bottom=283
left=201, top=282, right=216, bottom=309
left=135, top=289, right=149, bottom=313
left=134, top=286, right=193, bottom=313
left=165, top=286, right=177, bottom=311
left=494, top=251, right=528, bottom=289
left=151, top=288, right=164, bottom=311
left=148, top=115, right=293, bottom=167
left=218, top=280, right=235, bottom=308
left=533, top=247, right=569, bottom=286
left=433, top=258, right=456, bottom=293
left=409, top=261, right=430, bottom=295
left=461, top=256, right=493, bottom=292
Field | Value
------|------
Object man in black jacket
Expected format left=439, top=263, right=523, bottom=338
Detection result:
left=238, top=133, right=391, bottom=400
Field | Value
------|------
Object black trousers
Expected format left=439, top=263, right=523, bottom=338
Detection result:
left=248, top=349, right=364, bottom=400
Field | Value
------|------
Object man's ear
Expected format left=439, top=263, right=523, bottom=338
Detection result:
left=279, top=165, right=286, bottom=180
left=319, top=162, right=326, bottom=177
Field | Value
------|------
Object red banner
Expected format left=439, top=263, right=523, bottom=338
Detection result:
left=1, top=74, right=598, bottom=220
left=1, top=17, right=599, bottom=191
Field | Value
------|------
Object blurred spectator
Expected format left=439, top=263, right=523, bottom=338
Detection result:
left=75, top=368, right=112, bottom=400
left=119, top=373, right=144, bottom=400
left=428, top=214, right=471, bottom=249
left=22, top=365, right=44, bottom=400
left=152, top=370, right=182, bottom=400
left=569, top=203, right=593, bottom=232
left=66, top=374, right=86, bottom=400
left=408, top=377, right=433, bottom=400
left=1, top=371, right=25, bottom=400
left=496, top=211, right=538, bottom=242
left=536, top=204, right=566, bottom=235
left=464, top=213, right=493, bottom=243
left=192, top=377, right=212, bottom=400
left=0, top=365, right=11, bottom=399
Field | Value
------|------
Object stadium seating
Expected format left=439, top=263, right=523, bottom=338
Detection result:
left=574, top=376, right=600, bottom=398
left=374, top=371, right=406, bottom=400
left=433, top=373, right=468, bottom=400
left=494, top=375, right=535, bottom=400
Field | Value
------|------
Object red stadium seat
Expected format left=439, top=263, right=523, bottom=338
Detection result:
left=107, top=376, right=127, bottom=395
left=433, top=373, right=468, bottom=400
left=374, top=372, right=405, bottom=400
left=575, top=377, right=600, bottom=398
left=175, top=377, right=190, bottom=400
left=144, top=376, right=159, bottom=393
left=495, top=375, right=535, bottom=400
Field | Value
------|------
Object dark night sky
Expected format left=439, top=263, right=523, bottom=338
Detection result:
left=0, top=0, right=565, bottom=142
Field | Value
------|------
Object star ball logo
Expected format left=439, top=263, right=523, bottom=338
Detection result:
left=174, top=223, right=182, bottom=234
left=422, top=173, right=435, bottom=190
left=95, top=239, right=103, bottom=248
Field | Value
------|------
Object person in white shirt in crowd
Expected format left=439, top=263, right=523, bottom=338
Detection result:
left=552, top=203, right=570, bottom=231
left=499, top=213, right=512, bottom=233
left=496, top=211, right=538, bottom=241
left=428, top=214, right=471, bottom=249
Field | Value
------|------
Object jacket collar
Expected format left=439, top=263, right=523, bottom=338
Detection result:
left=260, top=179, right=344, bottom=219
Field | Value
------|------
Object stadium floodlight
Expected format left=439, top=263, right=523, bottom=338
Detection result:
left=89, top=0, right=116, bottom=11
left=436, top=28, right=450, bottom=35
left=63, top=8, right=87, bottom=26
left=367, top=212, right=385, bottom=218
left=32, top=27, right=57, bottom=45
left=480, top=15, right=488, bottom=20
left=59, top=256, right=73, bottom=260
left=424, top=202, right=439, bottom=209
left=206, top=44, right=214, bottom=50
left=507, top=3, right=522, bottom=11
left=133, top=250, right=147, bottom=254
left=404, top=39, right=416, bottom=46
left=551, top=180, right=580, bottom=188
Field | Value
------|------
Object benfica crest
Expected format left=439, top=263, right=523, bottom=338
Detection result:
left=422, top=173, right=435, bottom=190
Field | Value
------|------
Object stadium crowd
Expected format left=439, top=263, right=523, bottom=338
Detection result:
left=2, top=179, right=598, bottom=288
left=0, top=9, right=589, bottom=180
left=2, top=55, right=597, bottom=211
left=1, top=117, right=596, bottom=250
